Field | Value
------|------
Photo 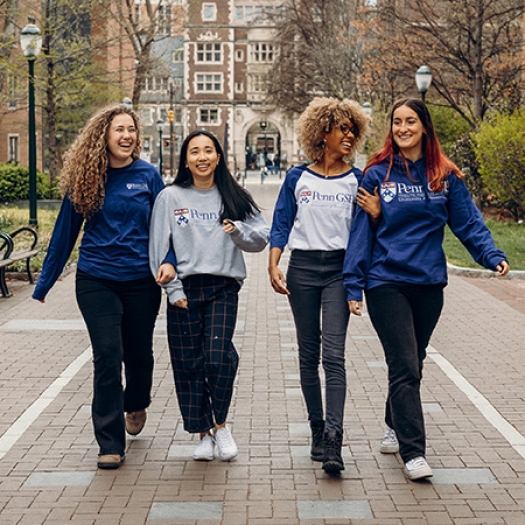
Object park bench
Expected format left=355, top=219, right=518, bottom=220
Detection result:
left=0, top=227, right=39, bottom=298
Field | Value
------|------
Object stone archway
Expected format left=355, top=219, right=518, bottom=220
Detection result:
left=244, top=120, right=281, bottom=171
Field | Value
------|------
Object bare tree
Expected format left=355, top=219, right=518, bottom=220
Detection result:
left=109, top=0, right=178, bottom=107
left=265, top=0, right=363, bottom=116
left=363, top=0, right=525, bottom=127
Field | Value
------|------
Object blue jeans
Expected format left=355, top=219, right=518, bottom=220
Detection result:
left=286, top=250, right=350, bottom=434
left=366, top=284, right=444, bottom=462
left=76, top=270, right=161, bottom=456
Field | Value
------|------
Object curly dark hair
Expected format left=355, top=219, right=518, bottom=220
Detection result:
left=296, top=97, right=370, bottom=162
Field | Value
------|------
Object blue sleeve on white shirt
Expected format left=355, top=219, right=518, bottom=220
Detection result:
left=269, top=166, right=303, bottom=250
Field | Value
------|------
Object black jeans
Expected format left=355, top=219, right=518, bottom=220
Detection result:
left=366, top=284, right=444, bottom=462
left=287, top=250, right=350, bottom=434
left=76, top=270, right=161, bottom=456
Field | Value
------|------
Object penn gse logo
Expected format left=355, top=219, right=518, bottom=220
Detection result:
left=381, top=182, right=397, bottom=203
left=174, top=208, right=189, bottom=226
left=299, top=190, right=311, bottom=204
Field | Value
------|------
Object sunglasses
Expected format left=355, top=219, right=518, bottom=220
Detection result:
left=338, top=122, right=359, bottom=137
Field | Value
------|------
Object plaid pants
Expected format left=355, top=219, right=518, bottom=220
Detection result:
left=167, top=274, right=240, bottom=433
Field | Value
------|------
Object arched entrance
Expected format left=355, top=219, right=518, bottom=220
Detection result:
left=245, top=120, right=281, bottom=172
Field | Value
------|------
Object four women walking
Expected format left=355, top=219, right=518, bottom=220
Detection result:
left=33, top=97, right=511, bottom=480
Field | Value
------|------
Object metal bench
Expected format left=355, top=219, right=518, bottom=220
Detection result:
left=0, top=227, right=39, bottom=298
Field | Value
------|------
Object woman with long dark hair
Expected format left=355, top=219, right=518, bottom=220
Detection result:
left=344, top=98, right=509, bottom=480
left=149, top=130, right=269, bottom=462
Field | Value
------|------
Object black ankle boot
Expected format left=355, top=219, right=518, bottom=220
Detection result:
left=322, top=430, right=344, bottom=473
left=309, top=420, right=324, bottom=462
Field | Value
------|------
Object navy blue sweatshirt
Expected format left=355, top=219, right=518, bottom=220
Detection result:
left=343, top=156, right=507, bottom=301
left=33, top=159, right=173, bottom=301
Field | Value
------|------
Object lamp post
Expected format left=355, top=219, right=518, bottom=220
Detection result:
left=156, top=119, right=164, bottom=176
left=121, top=97, right=133, bottom=108
left=20, top=17, right=42, bottom=227
left=415, top=65, right=432, bottom=102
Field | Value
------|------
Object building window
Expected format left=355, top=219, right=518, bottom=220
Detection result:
left=235, top=49, right=244, bottom=61
left=254, top=6, right=263, bottom=20
left=235, top=82, right=244, bottom=93
left=7, top=75, right=17, bottom=109
left=235, top=6, right=243, bottom=21
left=248, top=74, right=268, bottom=93
left=8, top=135, right=19, bottom=163
left=173, top=49, right=184, bottom=62
left=157, top=4, right=172, bottom=35
left=199, top=108, right=219, bottom=124
left=196, top=42, right=222, bottom=63
left=202, top=3, right=216, bottom=21
left=134, top=2, right=141, bottom=23
left=251, top=42, right=274, bottom=63
left=142, top=77, right=169, bottom=92
left=245, top=6, right=252, bottom=21
left=196, top=73, right=222, bottom=93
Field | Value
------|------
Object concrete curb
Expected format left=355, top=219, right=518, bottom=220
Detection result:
left=447, top=262, right=525, bottom=280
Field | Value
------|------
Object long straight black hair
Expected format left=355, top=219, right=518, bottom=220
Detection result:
left=174, top=129, right=260, bottom=222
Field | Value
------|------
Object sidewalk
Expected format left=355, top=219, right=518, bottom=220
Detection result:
left=0, top=179, right=524, bottom=524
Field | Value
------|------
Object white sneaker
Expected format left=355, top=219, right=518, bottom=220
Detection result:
left=214, top=426, right=238, bottom=461
left=380, top=427, right=399, bottom=454
left=193, top=434, right=215, bottom=461
left=404, top=456, right=433, bottom=480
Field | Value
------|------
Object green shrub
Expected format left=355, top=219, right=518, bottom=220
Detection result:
left=472, top=111, right=525, bottom=221
left=0, top=163, right=50, bottom=203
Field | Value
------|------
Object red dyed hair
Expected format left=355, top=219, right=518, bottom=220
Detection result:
left=365, top=98, right=463, bottom=191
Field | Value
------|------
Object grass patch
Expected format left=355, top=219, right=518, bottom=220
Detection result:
left=0, top=205, right=80, bottom=273
left=444, top=218, right=525, bottom=271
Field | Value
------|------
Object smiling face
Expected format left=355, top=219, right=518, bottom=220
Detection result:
left=106, top=113, right=137, bottom=168
left=323, top=119, right=358, bottom=158
left=392, top=105, right=425, bottom=161
left=185, top=134, right=220, bottom=189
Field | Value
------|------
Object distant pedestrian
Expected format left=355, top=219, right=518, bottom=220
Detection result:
left=268, top=97, right=379, bottom=473
left=33, top=104, right=175, bottom=470
left=343, top=97, right=510, bottom=481
left=149, top=130, right=269, bottom=462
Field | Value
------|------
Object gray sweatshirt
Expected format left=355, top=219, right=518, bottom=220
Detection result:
left=149, top=184, right=269, bottom=304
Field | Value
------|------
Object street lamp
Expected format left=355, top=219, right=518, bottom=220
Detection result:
left=20, top=16, right=42, bottom=227
left=156, top=119, right=164, bottom=176
left=362, top=102, right=372, bottom=118
left=415, top=65, right=432, bottom=102
left=121, top=97, right=133, bottom=108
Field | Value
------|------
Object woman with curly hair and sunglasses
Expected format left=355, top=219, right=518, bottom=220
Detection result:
left=268, top=97, right=380, bottom=473
left=344, top=98, right=509, bottom=481
left=33, top=104, right=175, bottom=469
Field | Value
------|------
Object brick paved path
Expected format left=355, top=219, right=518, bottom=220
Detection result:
left=0, top=173, right=524, bottom=524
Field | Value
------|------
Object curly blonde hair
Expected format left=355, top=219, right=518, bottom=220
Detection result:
left=59, top=104, right=142, bottom=218
left=296, top=97, right=370, bottom=163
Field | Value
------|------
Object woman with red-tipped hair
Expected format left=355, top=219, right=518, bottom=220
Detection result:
left=344, top=97, right=509, bottom=481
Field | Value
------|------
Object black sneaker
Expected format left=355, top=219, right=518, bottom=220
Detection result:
left=310, top=420, right=324, bottom=462
left=322, top=430, right=344, bottom=473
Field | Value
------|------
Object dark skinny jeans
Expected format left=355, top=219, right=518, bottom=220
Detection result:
left=286, top=250, right=350, bottom=435
left=365, top=284, right=444, bottom=462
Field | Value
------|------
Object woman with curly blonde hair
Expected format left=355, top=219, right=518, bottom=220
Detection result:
left=33, top=104, right=175, bottom=470
left=268, top=97, right=379, bottom=474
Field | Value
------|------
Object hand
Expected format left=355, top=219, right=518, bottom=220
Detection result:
left=156, top=263, right=176, bottom=284
left=348, top=300, right=362, bottom=316
left=357, top=186, right=381, bottom=220
left=223, top=220, right=236, bottom=233
left=268, top=266, right=290, bottom=295
left=496, top=260, right=510, bottom=276
left=173, top=298, right=188, bottom=309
